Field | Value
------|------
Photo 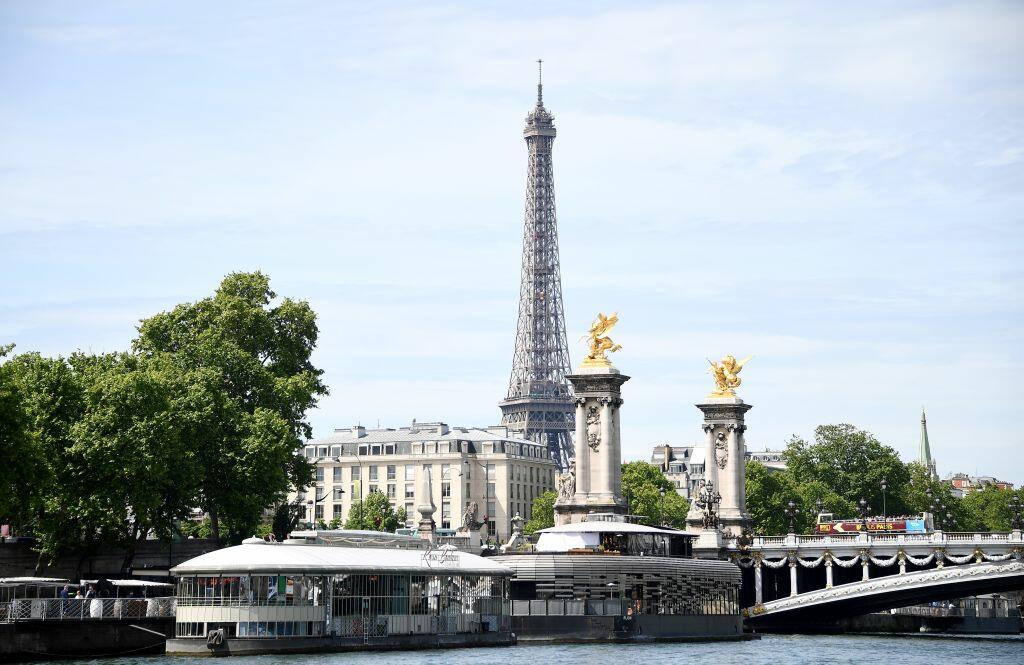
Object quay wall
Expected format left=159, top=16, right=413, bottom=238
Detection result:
left=0, top=539, right=221, bottom=579
left=0, top=618, right=173, bottom=662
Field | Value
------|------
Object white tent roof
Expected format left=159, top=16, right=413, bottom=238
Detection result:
left=171, top=543, right=512, bottom=577
left=537, top=522, right=692, bottom=536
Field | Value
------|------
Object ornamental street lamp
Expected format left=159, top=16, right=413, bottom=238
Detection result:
left=659, top=488, right=667, bottom=526
left=858, top=498, right=871, bottom=534
left=784, top=500, right=801, bottom=534
left=880, top=479, right=888, bottom=518
left=815, top=498, right=825, bottom=517
left=1010, top=496, right=1024, bottom=531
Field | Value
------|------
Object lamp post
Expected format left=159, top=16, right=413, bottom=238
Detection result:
left=1010, top=496, right=1023, bottom=531
left=857, top=498, right=870, bottom=535
left=880, top=479, right=888, bottom=518
left=784, top=500, right=801, bottom=534
left=659, top=488, right=667, bottom=526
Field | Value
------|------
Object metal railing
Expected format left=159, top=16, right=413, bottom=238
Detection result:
left=0, top=597, right=175, bottom=623
left=728, top=531, right=1020, bottom=549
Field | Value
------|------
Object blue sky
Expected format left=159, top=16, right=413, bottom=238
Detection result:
left=2, top=2, right=1022, bottom=483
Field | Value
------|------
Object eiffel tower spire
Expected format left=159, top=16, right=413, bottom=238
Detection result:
left=499, top=64, right=575, bottom=472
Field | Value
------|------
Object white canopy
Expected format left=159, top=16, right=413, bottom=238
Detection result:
left=171, top=543, right=512, bottom=577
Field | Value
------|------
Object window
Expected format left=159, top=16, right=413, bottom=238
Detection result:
left=404, top=465, right=415, bottom=481
left=371, top=445, right=381, bottom=455
left=369, top=466, right=378, bottom=481
left=317, top=446, right=328, bottom=457
left=405, top=484, right=415, bottom=499
left=441, top=502, right=451, bottom=530
left=487, top=483, right=496, bottom=498
left=333, top=487, right=344, bottom=500
left=351, top=466, right=361, bottom=480
left=314, top=504, right=324, bottom=519
left=465, top=482, right=471, bottom=498
left=441, top=483, right=451, bottom=498
left=384, top=444, right=394, bottom=455
left=331, top=445, right=341, bottom=457
left=333, top=467, right=342, bottom=483
left=333, top=504, right=343, bottom=518
left=529, top=467, right=534, bottom=482
left=387, top=484, right=396, bottom=499
left=441, top=464, right=451, bottom=480
left=387, top=465, right=396, bottom=481
left=368, top=485, right=378, bottom=495
left=404, top=503, right=413, bottom=521
left=315, top=467, right=324, bottom=483
left=305, top=446, right=314, bottom=458
left=487, top=463, right=496, bottom=481
left=350, top=485, right=356, bottom=500
left=358, top=445, right=368, bottom=456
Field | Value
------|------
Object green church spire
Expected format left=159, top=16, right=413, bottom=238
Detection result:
left=919, top=409, right=938, bottom=480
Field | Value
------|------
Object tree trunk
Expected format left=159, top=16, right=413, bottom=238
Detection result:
left=209, top=509, right=221, bottom=543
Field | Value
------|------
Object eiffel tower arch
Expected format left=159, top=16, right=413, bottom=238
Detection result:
left=499, top=63, right=575, bottom=472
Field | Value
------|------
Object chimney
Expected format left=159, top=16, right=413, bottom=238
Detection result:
left=352, top=425, right=366, bottom=439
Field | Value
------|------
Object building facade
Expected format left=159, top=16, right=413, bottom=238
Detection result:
left=946, top=473, right=1015, bottom=497
left=291, top=422, right=557, bottom=543
left=651, top=444, right=786, bottom=499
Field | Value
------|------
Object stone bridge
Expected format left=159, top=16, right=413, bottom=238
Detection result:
left=742, top=560, right=1024, bottom=630
left=726, top=529, right=1023, bottom=608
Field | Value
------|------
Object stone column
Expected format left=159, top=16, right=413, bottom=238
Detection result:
left=754, top=557, right=764, bottom=606
left=789, top=553, right=798, bottom=597
left=599, top=397, right=614, bottom=497
left=825, top=556, right=834, bottom=589
left=573, top=398, right=589, bottom=495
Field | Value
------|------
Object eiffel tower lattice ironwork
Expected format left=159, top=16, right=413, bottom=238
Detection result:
left=499, top=62, right=575, bottom=472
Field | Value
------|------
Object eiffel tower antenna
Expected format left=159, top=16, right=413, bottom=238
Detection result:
left=499, top=62, right=575, bottom=472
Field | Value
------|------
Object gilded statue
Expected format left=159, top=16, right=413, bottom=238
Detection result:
left=706, top=354, right=752, bottom=397
left=581, top=312, right=622, bottom=367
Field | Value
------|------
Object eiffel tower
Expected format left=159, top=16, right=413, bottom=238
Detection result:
left=499, top=62, right=575, bottom=472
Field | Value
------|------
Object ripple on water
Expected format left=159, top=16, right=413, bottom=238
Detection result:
left=40, top=633, right=1024, bottom=665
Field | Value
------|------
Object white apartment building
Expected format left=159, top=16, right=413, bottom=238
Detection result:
left=290, top=421, right=557, bottom=543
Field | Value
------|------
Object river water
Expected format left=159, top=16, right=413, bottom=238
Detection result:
left=39, top=634, right=1024, bottom=665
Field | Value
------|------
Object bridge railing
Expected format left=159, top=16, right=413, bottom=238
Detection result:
left=728, top=530, right=1020, bottom=549
left=0, top=597, right=176, bottom=623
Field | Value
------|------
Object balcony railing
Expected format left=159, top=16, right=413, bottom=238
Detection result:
left=0, top=597, right=175, bottom=623
left=726, top=530, right=1021, bottom=550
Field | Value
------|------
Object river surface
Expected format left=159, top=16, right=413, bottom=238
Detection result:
left=38, top=634, right=1024, bottom=665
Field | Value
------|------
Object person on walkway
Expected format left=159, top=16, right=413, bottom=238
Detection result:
left=59, top=584, right=70, bottom=599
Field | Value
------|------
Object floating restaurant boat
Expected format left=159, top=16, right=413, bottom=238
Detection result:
left=492, top=517, right=746, bottom=642
left=165, top=534, right=514, bottom=656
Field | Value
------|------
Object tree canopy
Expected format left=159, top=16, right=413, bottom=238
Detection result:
left=1, top=272, right=327, bottom=569
left=343, top=491, right=407, bottom=532
left=524, top=491, right=556, bottom=534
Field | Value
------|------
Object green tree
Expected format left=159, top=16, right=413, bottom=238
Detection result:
left=621, top=462, right=688, bottom=528
left=524, top=491, right=557, bottom=534
left=69, top=353, right=205, bottom=572
left=0, top=344, right=49, bottom=532
left=343, top=491, right=406, bottom=532
left=4, top=352, right=94, bottom=567
left=960, top=485, right=1023, bottom=532
left=0, top=344, right=47, bottom=533
left=134, top=272, right=327, bottom=542
left=785, top=425, right=912, bottom=516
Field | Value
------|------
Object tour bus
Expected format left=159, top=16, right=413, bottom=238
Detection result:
left=815, top=512, right=931, bottom=535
